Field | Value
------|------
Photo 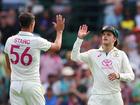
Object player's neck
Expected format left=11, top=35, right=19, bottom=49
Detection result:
left=102, top=44, right=114, bottom=53
left=21, top=28, right=32, bottom=33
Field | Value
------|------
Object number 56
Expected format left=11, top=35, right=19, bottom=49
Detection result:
left=10, top=45, right=32, bottom=66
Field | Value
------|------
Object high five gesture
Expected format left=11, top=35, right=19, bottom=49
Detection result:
left=78, top=24, right=90, bottom=39
left=53, top=14, right=65, bottom=32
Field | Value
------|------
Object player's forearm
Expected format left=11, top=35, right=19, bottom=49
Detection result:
left=120, top=52, right=135, bottom=81
left=5, top=54, right=11, bottom=77
left=71, top=37, right=83, bottom=61
left=119, top=72, right=135, bottom=81
left=54, top=31, right=63, bottom=50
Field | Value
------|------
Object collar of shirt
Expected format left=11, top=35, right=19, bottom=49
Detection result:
left=18, top=31, right=34, bottom=36
left=98, top=46, right=118, bottom=52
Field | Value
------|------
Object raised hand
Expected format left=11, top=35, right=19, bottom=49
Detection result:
left=53, top=14, right=65, bottom=32
left=78, top=24, right=90, bottom=39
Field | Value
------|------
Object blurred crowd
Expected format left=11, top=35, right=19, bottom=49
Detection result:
left=0, top=0, right=140, bottom=105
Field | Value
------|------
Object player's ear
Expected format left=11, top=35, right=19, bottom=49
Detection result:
left=31, top=21, right=35, bottom=27
left=30, top=21, right=35, bottom=31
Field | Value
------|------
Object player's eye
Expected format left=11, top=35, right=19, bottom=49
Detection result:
left=107, top=33, right=111, bottom=36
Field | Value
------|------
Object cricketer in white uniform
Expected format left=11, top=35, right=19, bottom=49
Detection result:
left=71, top=25, right=135, bottom=105
left=4, top=12, right=65, bottom=105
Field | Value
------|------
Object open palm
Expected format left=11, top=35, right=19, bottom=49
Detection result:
left=53, top=15, right=65, bottom=32
left=78, top=24, right=90, bottom=39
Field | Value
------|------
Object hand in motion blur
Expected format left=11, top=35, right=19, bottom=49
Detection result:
left=53, top=14, right=65, bottom=32
left=78, top=24, right=90, bottom=39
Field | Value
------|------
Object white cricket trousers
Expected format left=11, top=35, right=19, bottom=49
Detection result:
left=88, top=92, right=124, bottom=105
left=10, top=81, right=45, bottom=105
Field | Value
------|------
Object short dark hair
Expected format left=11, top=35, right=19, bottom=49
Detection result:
left=19, top=12, right=35, bottom=28
left=114, top=40, right=118, bottom=47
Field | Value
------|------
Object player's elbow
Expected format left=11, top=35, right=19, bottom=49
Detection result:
left=49, top=43, right=61, bottom=52
left=119, top=72, right=135, bottom=81
left=54, top=45, right=61, bottom=51
left=126, top=73, right=135, bottom=81
left=51, top=46, right=61, bottom=52
left=130, top=73, right=135, bottom=81
left=71, top=54, right=75, bottom=61
left=71, top=52, right=78, bottom=61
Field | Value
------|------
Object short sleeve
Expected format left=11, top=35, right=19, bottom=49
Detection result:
left=37, top=37, right=51, bottom=51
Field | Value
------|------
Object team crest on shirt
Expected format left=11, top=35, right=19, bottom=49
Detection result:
left=102, top=59, right=112, bottom=66
left=97, top=53, right=102, bottom=57
left=113, top=52, right=119, bottom=57
left=101, top=59, right=113, bottom=69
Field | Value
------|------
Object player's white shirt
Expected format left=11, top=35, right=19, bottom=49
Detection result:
left=71, top=38, right=135, bottom=94
left=4, top=31, right=51, bottom=82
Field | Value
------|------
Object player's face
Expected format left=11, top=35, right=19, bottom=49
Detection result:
left=101, top=31, right=116, bottom=46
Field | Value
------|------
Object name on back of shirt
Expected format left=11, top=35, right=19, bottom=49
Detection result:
left=14, top=38, right=30, bottom=45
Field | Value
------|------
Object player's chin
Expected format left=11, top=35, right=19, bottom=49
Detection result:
left=102, top=41, right=109, bottom=45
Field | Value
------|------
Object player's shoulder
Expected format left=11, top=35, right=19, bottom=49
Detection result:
left=119, top=50, right=127, bottom=56
left=8, top=35, right=17, bottom=39
left=87, top=49, right=98, bottom=54
left=31, top=35, right=44, bottom=40
left=6, top=35, right=18, bottom=42
left=114, top=47, right=124, bottom=53
left=114, top=48, right=127, bottom=57
left=30, top=35, right=49, bottom=47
